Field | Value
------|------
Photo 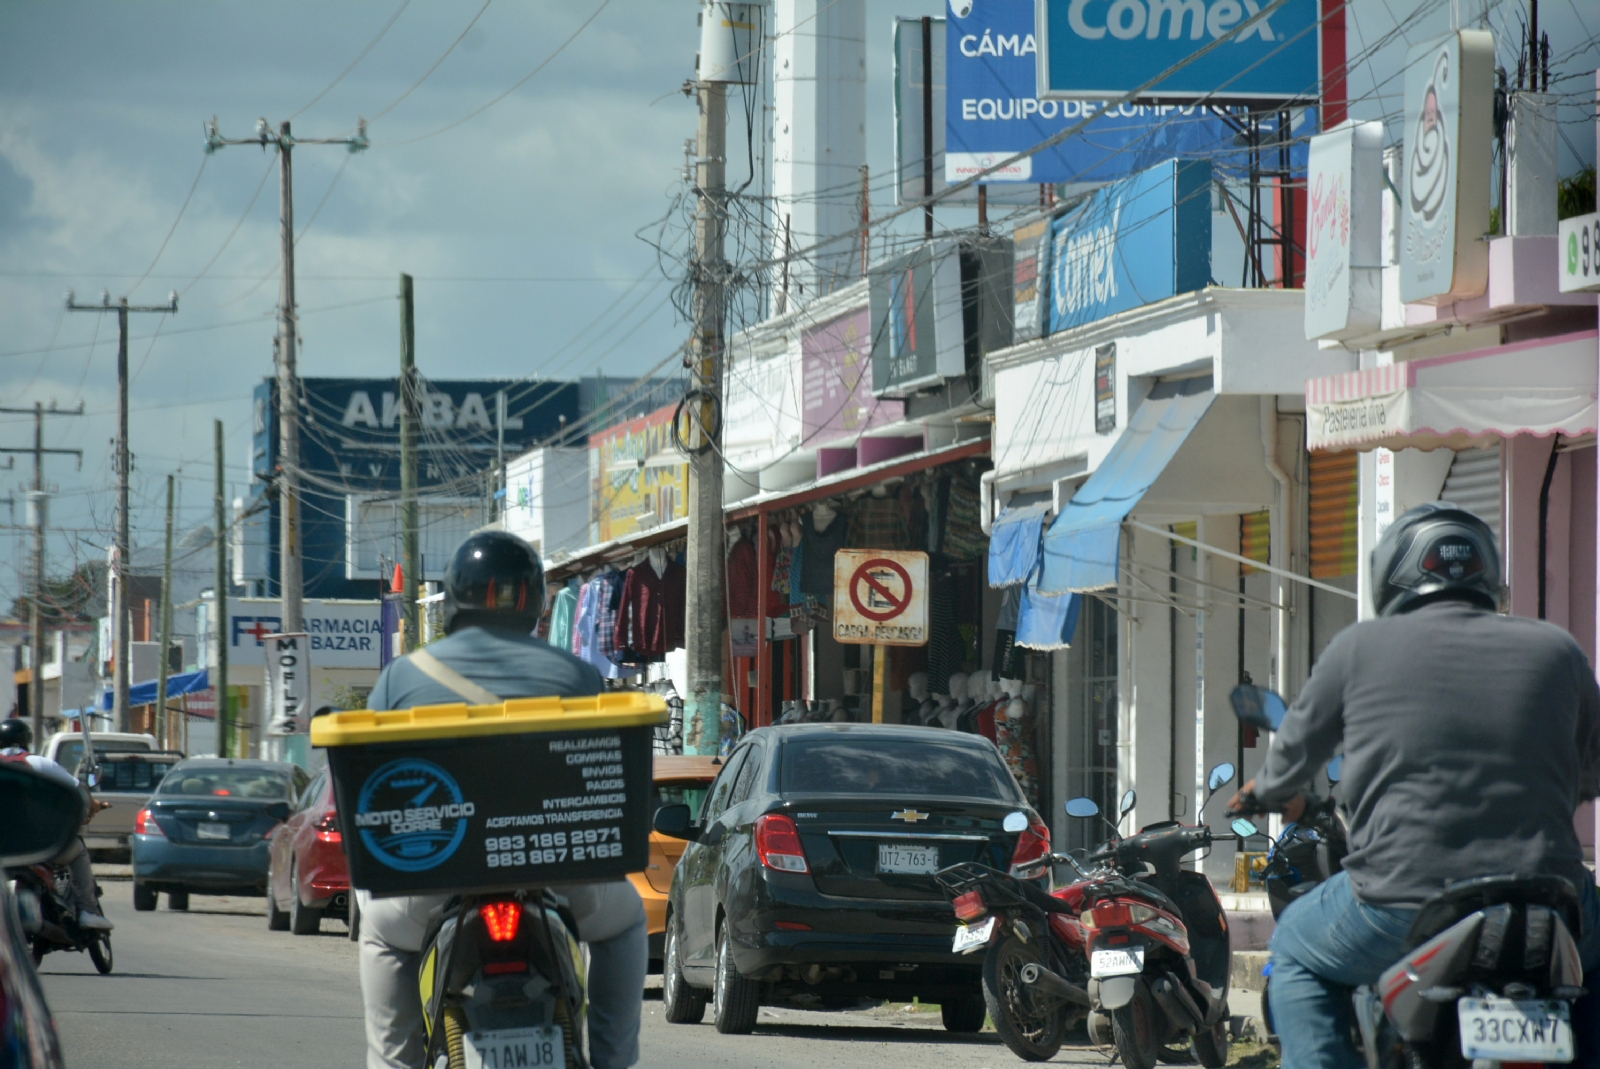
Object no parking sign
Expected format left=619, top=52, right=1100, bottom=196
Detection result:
left=833, top=550, right=929, bottom=647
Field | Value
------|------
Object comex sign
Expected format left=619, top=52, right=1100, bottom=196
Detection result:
left=1038, top=0, right=1320, bottom=101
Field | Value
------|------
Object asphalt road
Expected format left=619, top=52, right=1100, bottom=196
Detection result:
left=42, top=874, right=1123, bottom=1069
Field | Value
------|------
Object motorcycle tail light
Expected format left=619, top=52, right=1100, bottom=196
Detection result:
left=1089, top=901, right=1133, bottom=929
left=1009, top=819, right=1051, bottom=872
left=479, top=901, right=522, bottom=942
left=134, top=808, right=164, bottom=837
left=484, top=961, right=529, bottom=976
left=755, top=814, right=809, bottom=873
left=953, top=891, right=988, bottom=922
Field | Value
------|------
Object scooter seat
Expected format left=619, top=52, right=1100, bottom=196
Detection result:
left=1405, top=874, right=1582, bottom=951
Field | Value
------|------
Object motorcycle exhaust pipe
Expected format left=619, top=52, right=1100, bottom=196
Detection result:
left=1150, top=975, right=1205, bottom=1030
left=1018, top=962, right=1092, bottom=1008
left=36, top=919, right=71, bottom=946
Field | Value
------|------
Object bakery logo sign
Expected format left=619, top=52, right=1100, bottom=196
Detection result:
left=355, top=759, right=476, bottom=872
left=1405, top=46, right=1453, bottom=274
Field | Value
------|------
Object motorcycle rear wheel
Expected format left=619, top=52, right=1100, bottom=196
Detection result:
left=981, top=934, right=1066, bottom=1062
left=1112, top=978, right=1161, bottom=1069
left=1192, top=1018, right=1229, bottom=1068
left=88, top=933, right=113, bottom=974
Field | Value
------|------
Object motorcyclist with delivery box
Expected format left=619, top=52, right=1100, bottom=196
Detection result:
left=1228, top=503, right=1600, bottom=1069
left=355, top=531, right=647, bottom=1069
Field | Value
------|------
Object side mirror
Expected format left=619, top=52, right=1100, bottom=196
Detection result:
left=1064, top=797, right=1100, bottom=819
left=1207, top=762, right=1236, bottom=792
left=265, top=801, right=292, bottom=823
left=1326, top=755, right=1344, bottom=784
left=1119, top=789, right=1137, bottom=818
left=1229, top=684, right=1288, bottom=733
left=84, top=771, right=100, bottom=788
left=1231, top=817, right=1261, bottom=839
left=652, top=803, right=697, bottom=841
left=0, top=763, right=82, bottom=867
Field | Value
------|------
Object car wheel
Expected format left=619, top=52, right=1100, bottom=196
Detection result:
left=289, top=863, right=322, bottom=935
left=88, top=933, right=113, bottom=974
left=662, top=914, right=708, bottom=1024
left=941, top=993, right=987, bottom=1033
left=132, top=882, right=158, bottom=912
left=167, top=890, right=189, bottom=911
left=711, top=923, right=760, bottom=1035
left=266, top=867, right=290, bottom=932
left=1112, top=978, right=1161, bottom=1069
left=982, top=934, right=1066, bottom=1061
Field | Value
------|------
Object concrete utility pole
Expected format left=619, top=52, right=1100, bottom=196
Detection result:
left=0, top=401, right=83, bottom=746
left=68, top=290, right=176, bottom=730
left=204, top=118, right=368, bottom=645
left=213, top=420, right=229, bottom=758
left=156, top=474, right=175, bottom=748
left=399, top=273, right=420, bottom=652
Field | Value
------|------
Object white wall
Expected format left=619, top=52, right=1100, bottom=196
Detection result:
left=503, top=447, right=590, bottom=558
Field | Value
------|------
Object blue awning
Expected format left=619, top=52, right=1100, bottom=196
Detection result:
left=988, top=502, right=1052, bottom=588
left=99, top=668, right=210, bottom=711
left=1015, top=581, right=1082, bottom=651
left=1039, top=380, right=1214, bottom=593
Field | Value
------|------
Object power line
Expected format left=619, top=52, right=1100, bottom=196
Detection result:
left=366, top=0, right=492, bottom=124
left=290, top=0, right=412, bottom=120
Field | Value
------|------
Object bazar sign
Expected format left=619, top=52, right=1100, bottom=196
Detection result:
left=228, top=599, right=382, bottom=669
left=1037, top=0, right=1321, bottom=101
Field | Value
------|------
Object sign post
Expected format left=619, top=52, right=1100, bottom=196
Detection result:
left=833, top=550, right=930, bottom=724
left=263, top=632, right=310, bottom=737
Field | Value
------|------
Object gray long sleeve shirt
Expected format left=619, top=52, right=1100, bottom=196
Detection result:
left=366, top=624, right=603, bottom=712
left=1256, top=600, right=1600, bottom=908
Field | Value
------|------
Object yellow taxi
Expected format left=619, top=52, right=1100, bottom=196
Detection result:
left=632, top=755, right=720, bottom=969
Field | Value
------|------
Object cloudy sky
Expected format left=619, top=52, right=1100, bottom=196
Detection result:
left=0, top=0, right=1596, bottom=609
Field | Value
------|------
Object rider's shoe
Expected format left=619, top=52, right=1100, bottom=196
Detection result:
left=78, top=911, right=114, bottom=931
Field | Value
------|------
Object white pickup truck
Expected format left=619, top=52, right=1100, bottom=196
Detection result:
left=41, top=732, right=183, bottom=860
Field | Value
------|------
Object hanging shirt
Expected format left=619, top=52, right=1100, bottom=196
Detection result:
left=570, top=581, right=594, bottom=658
left=661, top=558, right=686, bottom=650
left=547, top=580, right=579, bottom=653
left=799, top=516, right=848, bottom=600
left=727, top=537, right=759, bottom=619
left=615, top=562, right=668, bottom=660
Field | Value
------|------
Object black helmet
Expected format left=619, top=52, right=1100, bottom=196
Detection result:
left=442, top=531, right=546, bottom=635
left=1371, top=502, right=1501, bottom=617
left=0, top=717, right=32, bottom=751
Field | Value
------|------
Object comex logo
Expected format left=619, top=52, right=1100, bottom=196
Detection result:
left=355, top=759, right=475, bottom=873
left=1064, top=0, right=1280, bottom=41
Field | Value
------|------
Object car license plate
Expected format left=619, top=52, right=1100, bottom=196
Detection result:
left=1090, top=947, right=1145, bottom=978
left=463, top=1025, right=565, bottom=1069
left=952, top=915, right=996, bottom=954
left=196, top=822, right=230, bottom=841
left=878, top=843, right=938, bottom=874
left=1457, top=997, right=1573, bottom=1062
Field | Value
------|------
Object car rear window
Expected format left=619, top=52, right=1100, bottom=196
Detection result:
left=54, top=740, right=152, bottom=777
left=780, top=738, right=1020, bottom=800
left=157, top=768, right=294, bottom=800
left=100, top=760, right=177, bottom=792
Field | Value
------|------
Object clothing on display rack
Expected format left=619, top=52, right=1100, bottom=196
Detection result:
left=727, top=532, right=759, bottom=619
left=943, top=477, right=987, bottom=562
left=799, top=510, right=847, bottom=600
left=614, top=556, right=679, bottom=662
left=547, top=578, right=579, bottom=652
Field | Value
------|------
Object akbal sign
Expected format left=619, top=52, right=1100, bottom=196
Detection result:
left=1037, top=0, right=1321, bottom=101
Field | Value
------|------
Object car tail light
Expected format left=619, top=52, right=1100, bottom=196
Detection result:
left=134, top=808, right=164, bottom=837
left=1009, top=819, right=1051, bottom=871
left=314, top=811, right=341, bottom=842
left=755, top=814, right=809, bottom=873
left=479, top=901, right=522, bottom=942
left=953, top=890, right=988, bottom=922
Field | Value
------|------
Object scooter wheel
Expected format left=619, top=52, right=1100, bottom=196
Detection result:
left=1112, top=979, right=1160, bottom=1069
left=982, top=934, right=1066, bottom=1061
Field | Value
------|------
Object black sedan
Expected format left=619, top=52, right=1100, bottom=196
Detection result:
left=130, top=758, right=304, bottom=910
left=653, top=723, right=1051, bottom=1035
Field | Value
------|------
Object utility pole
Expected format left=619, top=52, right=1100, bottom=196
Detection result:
left=68, top=290, right=175, bottom=731
left=213, top=420, right=229, bottom=758
left=0, top=402, right=83, bottom=746
left=921, top=15, right=935, bottom=240
left=156, top=474, right=175, bottom=749
left=399, top=273, right=420, bottom=652
left=684, top=77, right=729, bottom=755
left=495, top=390, right=507, bottom=527
left=204, top=117, right=368, bottom=651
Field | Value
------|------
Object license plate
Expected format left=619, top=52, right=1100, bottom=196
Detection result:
left=1457, top=997, right=1573, bottom=1062
left=196, top=822, right=230, bottom=841
left=1090, top=947, right=1145, bottom=978
left=878, top=843, right=938, bottom=874
left=463, top=1025, right=565, bottom=1069
left=952, top=915, right=996, bottom=954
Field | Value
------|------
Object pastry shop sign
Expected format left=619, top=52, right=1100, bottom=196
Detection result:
left=833, top=550, right=929, bottom=647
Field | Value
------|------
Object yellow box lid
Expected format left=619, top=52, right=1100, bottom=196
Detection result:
left=310, top=691, right=669, bottom=747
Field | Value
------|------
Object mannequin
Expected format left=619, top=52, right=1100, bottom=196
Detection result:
left=812, top=502, right=838, bottom=533
left=906, top=672, right=936, bottom=727
left=995, top=678, right=1040, bottom=806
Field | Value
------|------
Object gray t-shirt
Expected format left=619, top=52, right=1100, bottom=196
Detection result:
left=1256, top=600, right=1600, bottom=908
left=367, top=625, right=603, bottom=711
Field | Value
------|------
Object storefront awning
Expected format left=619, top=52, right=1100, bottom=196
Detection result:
left=99, top=668, right=210, bottom=712
left=1039, top=380, right=1214, bottom=593
left=1305, top=330, right=1598, bottom=453
left=988, top=502, right=1052, bottom=588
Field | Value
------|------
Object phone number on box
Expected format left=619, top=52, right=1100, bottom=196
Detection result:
left=485, top=828, right=623, bottom=868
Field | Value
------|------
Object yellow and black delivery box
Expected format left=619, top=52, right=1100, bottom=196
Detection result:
left=311, top=692, right=668, bottom=897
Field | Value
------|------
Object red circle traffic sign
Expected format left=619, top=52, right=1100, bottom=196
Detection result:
left=849, top=558, right=914, bottom=623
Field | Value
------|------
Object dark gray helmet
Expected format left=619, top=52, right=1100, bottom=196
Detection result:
left=0, top=717, right=32, bottom=751
left=1370, top=501, right=1501, bottom=617
left=442, top=530, right=546, bottom=635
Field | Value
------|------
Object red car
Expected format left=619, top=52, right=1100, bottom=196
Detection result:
left=265, top=765, right=351, bottom=935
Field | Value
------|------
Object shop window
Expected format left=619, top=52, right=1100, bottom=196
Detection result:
left=1064, top=596, right=1118, bottom=853
left=1309, top=452, right=1359, bottom=579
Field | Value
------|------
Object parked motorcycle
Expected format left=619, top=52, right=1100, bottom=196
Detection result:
left=935, top=811, right=1094, bottom=1062
left=11, top=862, right=112, bottom=974
left=1229, top=683, right=1583, bottom=1067
left=1057, top=765, right=1239, bottom=1069
left=417, top=891, right=589, bottom=1069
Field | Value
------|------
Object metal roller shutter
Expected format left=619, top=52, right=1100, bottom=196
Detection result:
left=1439, top=444, right=1503, bottom=550
left=1309, top=452, right=1359, bottom=579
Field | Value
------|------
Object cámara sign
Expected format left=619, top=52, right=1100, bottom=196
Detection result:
left=1037, top=0, right=1321, bottom=102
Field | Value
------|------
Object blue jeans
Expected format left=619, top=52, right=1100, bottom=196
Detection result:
left=1268, top=871, right=1600, bottom=1069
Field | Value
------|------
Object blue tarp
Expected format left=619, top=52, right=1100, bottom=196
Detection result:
left=98, top=668, right=210, bottom=711
left=988, top=502, right=1052, bottom=588
left=1039, top=380, right=1213, bottom=593
left=1015, top=581, right=1083, bottom=651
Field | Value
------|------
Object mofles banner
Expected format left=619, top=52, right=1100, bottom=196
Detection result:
left=264, top=633, right=310, bottom=737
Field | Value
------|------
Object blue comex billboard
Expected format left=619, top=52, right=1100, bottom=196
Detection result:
left=944, top=0, right=1237, bottom=187
left=1047, top=158, right=1212, bottom=334
left=1037, top=0, right=1321, bottom=102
